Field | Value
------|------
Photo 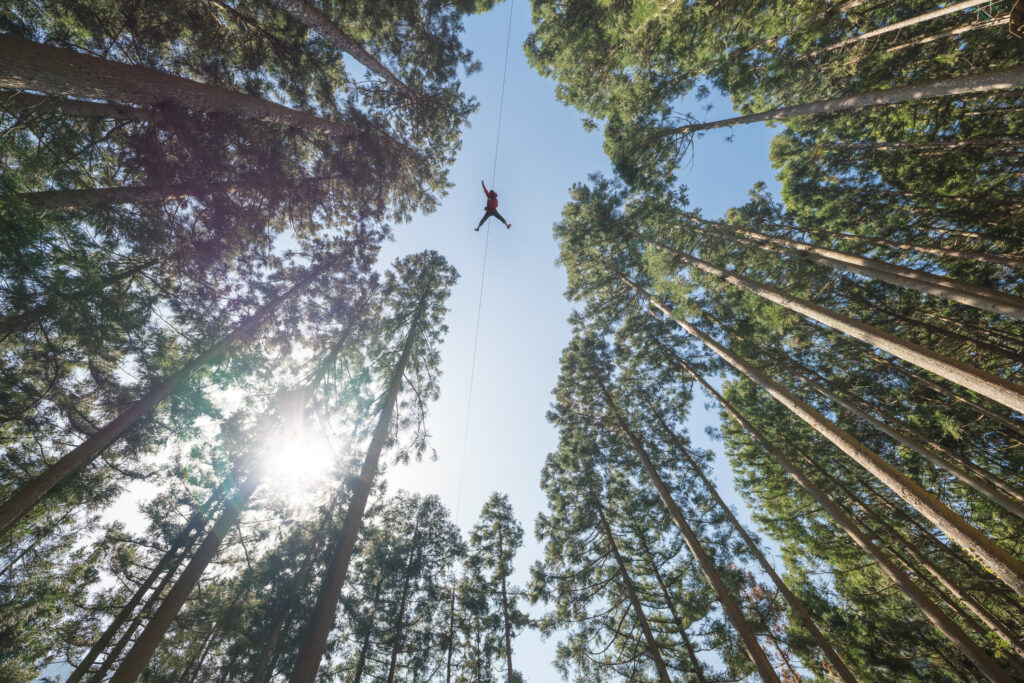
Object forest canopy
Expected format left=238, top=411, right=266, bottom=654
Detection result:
left=1, top=0, right=1023, bottom=681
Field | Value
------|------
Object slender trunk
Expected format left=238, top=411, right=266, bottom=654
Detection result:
left=666, top=66, right=1024, bottom=135
left=10, top=173, right=340, bottom=212
left=649, top=242, right=1024, bottom=413
left=445, top=586, right=457, bottom=683
left=0, top=92, right=149, bottom=120
left=640, top=290, right=1024, bottom=600
left=183, top=631, right=216, bottom=683
left=781, top=358, right=1024, bottom=517
left=873, top=356, right=1024, bottom=442
left=251, top=511, right=332, bottom=683
left=0, top=35, right=357, bottom=136
left=810, top=0, right=991, bottom=55
left=593, top=374, right=780, bottom=682
left=0, top=258, right=158, bottom=337
left=0, top=259, right=334, bottom=537
left=387, top=516, right=423, bottom=683
left=665, top=350, right=1012, bottom=682
left=885, top=16, right=1009, bottom=54
left=498, top=530, right=514, bottom=683
left=631, top=524, right=709, bottom=683
left=68, top=479, right=230, bottom=683
left=646, top=398, right=855, bottom=682
left=826, top=137, right=1024, bottom=154
left=110, top=472, right=262, bottom=682
left=806, top=451, right=1024, bottom=667
left=687, top=217, right=1024, bottom=320
left=594, top=501, right=673, bottom=683
left=87, top=548, right=190, bottom=682
left=352, top=626, right=373, bottom=683
left=854, top=296, right=1024, bottom=366
left=289, top=292, right=429, bottom=683
left=265, top=0, right=414, bottom=98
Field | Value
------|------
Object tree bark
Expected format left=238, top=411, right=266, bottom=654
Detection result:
left=630, top=522, right=709, bottom=683
left=664, top=348, right=1012, bottom=683
left=251, top=510, right=332, bottom=683
left=645, top=398, right=855, bottom=682
left=0, top=259, right=334, bottom=537
left=0, top=91, right=149, bottom=120
left=498, top=530, right=514, bottom=683
left=804, top=450, right=1024, bottom=668
left=885, top=16, right=1009, bottom=54
left=687, top=217, right=1024, bottom=321
left=265, top=0, right=414, bottom=98
left=666, top=66, right=1024, bottom=135
left=810, top=0, right=992, bottom=55
left=0, top=35, right=358, bottom=137
left=387, top=514, right=423, bottom=683
left=593, top=373, right=781, bottom=682
left=594, top=501, right=674, bottom=683
left=68, top=479, right=229, bottom=683
left=651, top=242, right=1024, bottom=414
left=289, top=291, right=429, bottom=683
left=445, top=585, right=457, bottom=683
left=110, top=471, right=262, bottom=682
left=639, top=290, right=1024, bottom=600
left=781, top=358, right=1024, bottom=518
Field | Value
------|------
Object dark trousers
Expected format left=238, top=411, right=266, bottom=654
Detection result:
left=477, top=209, right=507, bottom=228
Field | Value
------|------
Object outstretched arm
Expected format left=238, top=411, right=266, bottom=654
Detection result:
left=481, top=180, right=488, bottom=196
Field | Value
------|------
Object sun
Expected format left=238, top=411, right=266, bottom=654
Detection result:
left=262, top=421, right=337, bottom=504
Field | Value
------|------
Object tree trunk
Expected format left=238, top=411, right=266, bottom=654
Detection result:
left=0, top=91, right=149, bottom=120
left=645, top=397, right=855, bottom=682
left=871, top=355, right=1024, bottom=442
left=781, top=358, right=1024, bottom=517
left=387, top=515, right=423, bottom=683
left=87, top=549, right=190, bottom=683
left=630, top=522, right=709, bottom=683
left=68, top=479, right=230, bottom=683
left=687, top=217, right=1024, bottom=320
left=265, top=0, right=414, bottom=98
left=498, top=530, right=514, bottom=683
left=251, top=510, right=332, bottom=683
left=650, top=242, right=1024, bottom=414
left=640, top=290, right=1024, bottom=600
left=593, top=374, right=781, bottom=682
left=0, top=259, right=334, bottom=537
left=110, top=471, right=262, bottom=682
left=289, top=292, right=429, bottom=683
left=805, top=450, right=1024, bottom=667
left=0, top=35, right=357, bottom=137
left=810, top=0, right=991, bottom=55
left=666, top=66, right=1024, bottom=136
left=885, top=16, right=1009, bottom=54
left=594, top=502, right=673, bottom=683
left=664, top=348, right=1012, bottom=682
left=826, top=137, right=1024, bottom=154
left=445, top=585, right=457, bottom=683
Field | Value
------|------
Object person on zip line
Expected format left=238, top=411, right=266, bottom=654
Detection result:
left=475, top=180, right=511, bottom=230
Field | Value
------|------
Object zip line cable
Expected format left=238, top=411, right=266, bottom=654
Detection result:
left=453, top=0, right=515, bottom=527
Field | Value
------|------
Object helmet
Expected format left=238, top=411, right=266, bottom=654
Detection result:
left=489, top=190, right=498, bottom=197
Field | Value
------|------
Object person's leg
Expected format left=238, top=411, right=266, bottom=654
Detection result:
left=492, top=210, right=510, bottom=228
left=475, top=212, right=488, bottom=230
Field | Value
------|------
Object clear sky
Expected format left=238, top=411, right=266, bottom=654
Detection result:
left=379, top=1, right=785, bottom=679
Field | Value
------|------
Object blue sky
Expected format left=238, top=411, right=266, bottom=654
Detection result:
left=380, top=1, right=785, bottom=679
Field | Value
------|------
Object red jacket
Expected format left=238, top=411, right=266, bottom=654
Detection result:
left=482, top=180, right=498, bottom=210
